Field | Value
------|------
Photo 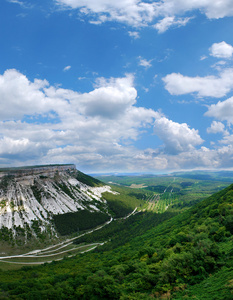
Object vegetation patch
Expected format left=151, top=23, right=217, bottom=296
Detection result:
left=0, top=175, right=14, bottom=192
left=57, top=182, right=75, bottom=199
left=0, top=200, right=7, bottom=209
left=102, top=186, right=146, bottom=217
left=53, top=210, right=110, bottom=235
left=75, top=171, right=103, bottom=187
left=31, top=185, right=42, bottom=204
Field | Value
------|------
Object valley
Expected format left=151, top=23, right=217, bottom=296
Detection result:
left=0, top=166, right=233, bottom=299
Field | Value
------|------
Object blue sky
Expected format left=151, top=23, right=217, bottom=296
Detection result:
left=1, top=0, right=233, bottom=173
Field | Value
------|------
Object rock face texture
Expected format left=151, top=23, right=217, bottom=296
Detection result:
left=0, top=165, right=111, bottom=243
left=0, top=164, right=76, bottom=179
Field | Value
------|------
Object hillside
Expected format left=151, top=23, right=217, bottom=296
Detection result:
left=0, top=180, right=232, bottom=298
left=0, top=164, right=117, bottom=252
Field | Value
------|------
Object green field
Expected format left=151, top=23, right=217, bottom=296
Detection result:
left=96, top=172, right=231, bottom=213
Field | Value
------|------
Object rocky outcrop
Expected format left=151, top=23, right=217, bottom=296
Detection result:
left=0, top=165, right=112, bottom=244
left=0, top=164, right=76, bottom=178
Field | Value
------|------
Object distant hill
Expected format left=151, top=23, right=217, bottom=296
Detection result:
left=172, top=169, right=233, bottom=182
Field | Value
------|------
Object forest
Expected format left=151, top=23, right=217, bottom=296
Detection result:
left=53, top=210, right=110, bottom=236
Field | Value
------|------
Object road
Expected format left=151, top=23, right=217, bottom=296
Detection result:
left=0, top=208, right=137, bottom=265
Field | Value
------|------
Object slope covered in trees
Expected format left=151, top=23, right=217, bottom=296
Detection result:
left=0, top=183, right=233, bottom=299
left=53, top=210, right=110, bottom=235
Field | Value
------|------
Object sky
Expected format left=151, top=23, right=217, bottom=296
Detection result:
left=1, top=0, right=233, bottom=173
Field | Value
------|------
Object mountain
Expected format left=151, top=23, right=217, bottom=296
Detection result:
left=0, top=164, right=116, bottom=249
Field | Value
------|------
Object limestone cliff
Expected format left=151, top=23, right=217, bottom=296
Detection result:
left=0, top=165, right=113, bottom=244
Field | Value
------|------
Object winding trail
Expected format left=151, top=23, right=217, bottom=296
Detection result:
left=0, top=208, right=137, bottom=265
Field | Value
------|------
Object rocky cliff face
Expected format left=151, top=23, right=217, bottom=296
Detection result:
left=0, top=165, right=113, bottom=245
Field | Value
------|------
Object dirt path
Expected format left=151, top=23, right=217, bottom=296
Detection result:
left=0, top=207, right=137, bottom=265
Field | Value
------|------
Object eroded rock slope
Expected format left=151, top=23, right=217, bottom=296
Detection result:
left=0, top=164, right=113, bottom=243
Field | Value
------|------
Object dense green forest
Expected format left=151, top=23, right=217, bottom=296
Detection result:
left=102, top=185, right=146, bottom=217
left=0, top=182, right=233, bottom=299
left=53, top=210, right=110, bottom=236
left=75, top=170, right=103, bottom=187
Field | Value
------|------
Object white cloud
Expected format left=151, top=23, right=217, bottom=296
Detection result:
left=165, top=147, right=224, bottom=169
left=0, top=69, right=64, bottom=120
left=163, top=68, right=233, bottom=98
left=128, top=31, right=140, bottom=39
left=200, top=55, right=207, bottom=61
left=8, top=0, right=32, bottom=9
left=138, top=56, right=152, bottom=69
left=55, top=0, right=233, bottom=29
left=75, top=75, right=138, bottom=119
left=7, top=0, right=24, bottom=6
left=0, top=136, right=48, bottom=161
left=219, top=135, right=233, bottom=146
left=0, top=69, right=162, bottom=170
left=3, top=69, right=233, bottom=172
left=63, top=65, right=71, bottom=71
left=154, top=16, right=191, bottom=33
left=211, top=60, right=227, bottom=71
left=158, top=0, right=233, bottom=19
left=0, top=137, right=30, bottom=155
left=209, top=41, right=233, bottom=59
left=135, top=144, right=233, bottom=171
left=152, top=142, right=233, bottom=171
left=205, top=96, right=233, bottom=124
left=56, top=0, right=159, bottom=27
left=207, top=121, right=228, bottom=134
left=153, top=116, right=203, bottom=154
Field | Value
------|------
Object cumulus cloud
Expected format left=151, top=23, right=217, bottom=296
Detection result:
left=135, top=143, right=233, bottom=171
left=0, top=69, right=64, bottom=120
left=0, top=136, right=48, bottom=161
left=162, top=0, right=233, bottom=19
left=154, top=16, right=191, bottom=33
left=3, top=68, right=232, bottom=172
left=219, top=135, right=233, bottom=146
left=211, top=60, right=227, bottom=71
left=150, top=143, right=233, bottom=171
left=153, top=117, right=203, bottom=154
left=138, top=56, right=152, bottom=69
left=209, top=41, right=233, bottom=59
left=133, top=144, right=233, bottom=171
left=0, top=69, right=162, bottom=170
left=207, top=121, right=228, bottom=135
left=77, top=75, right=138, bottom=118
left=205, top=96, right=233, bottom=124
left=44, top=74, right=139, bottom=120
left=165, top=146, right=225, bottom=169
left=55, top=0, right=233, bottom=29
left=163, top=68, right=233, bottom=98
left=56, top=0, right=159, bottom=27
left=128, top=31, right=140, bottom=39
